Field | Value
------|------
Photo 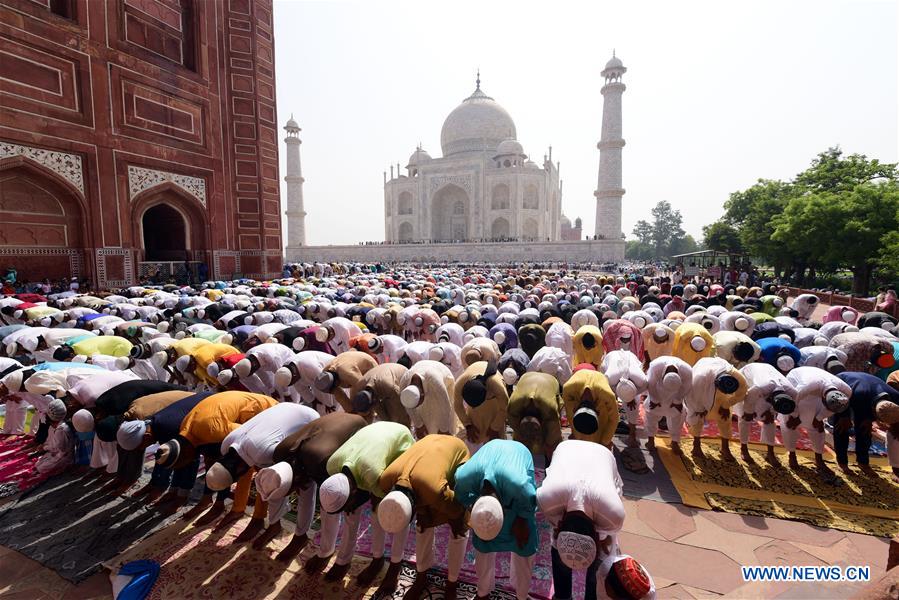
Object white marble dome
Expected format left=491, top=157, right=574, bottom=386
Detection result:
left=441, top=88, right=517, bottom=157
left=407, top=146, right=432, bottom=167
left=494, top=137, right=525, bottom=158
left=605, top=55, right=623, bottom=70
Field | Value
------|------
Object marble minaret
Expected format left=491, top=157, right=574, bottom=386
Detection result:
left=284, top=115, right=306, bottom=248
left=594, top=52, right=626, bottom=240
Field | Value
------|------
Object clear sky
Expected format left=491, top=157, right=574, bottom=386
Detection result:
left=273, top=0, right=898, bottom=246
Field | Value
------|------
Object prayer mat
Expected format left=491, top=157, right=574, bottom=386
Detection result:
left=0, top=433, right=51, bottom=499
left=370, top=563, right=518, bottom=600
left=655, top=437, right=899, bottom=537
left=0, top=465, right=197, bottom=583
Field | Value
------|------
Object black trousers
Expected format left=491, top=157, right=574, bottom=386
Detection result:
left=551, top=546, right=598, bottom=600
left=829, top=403, right=874, bottom=465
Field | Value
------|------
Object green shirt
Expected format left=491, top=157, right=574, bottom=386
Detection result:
left=326, top=421, right=413, bottom=497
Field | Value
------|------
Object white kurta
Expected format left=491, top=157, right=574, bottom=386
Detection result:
left=784, top=367, right=852, bottom=454
left=220, top=402, right=319, bottom=467
left=737, top=363, right=797, bottom=446
left=644, top=356, right=693, bottom=442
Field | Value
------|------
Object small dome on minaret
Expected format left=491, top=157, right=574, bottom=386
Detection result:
left=284, top=114, right=300, bottom=132
left=601, top=51, right=626, bottom=81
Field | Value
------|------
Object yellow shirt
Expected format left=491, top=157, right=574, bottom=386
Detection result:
left=562, top=369, right=618, bottom=446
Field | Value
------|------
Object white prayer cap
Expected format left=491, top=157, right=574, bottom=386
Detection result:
left=319, top=473, right=351, bottom=514
left=502, top=368, right=519, bottom=386
left=2, top=368, right=24, bottom=392
left=174, top=354, right=192, bottom=373
left=156, top=320, right=170, bottom=334
left=400, top=385, right=421, bottom=409
left=115, top=356, right=133, bottom=371
left=661, top=371, right=682, bottom=390
left=150, top=351, right=169, bottom=369
left=274, top=367, right=293, bottom=389
left=256, top=462, right=293, bottom=501
left=205, top=462, right=234, bottom=491
left=557, top=531, right=597, bottom=570
left=616, top=379, right=637, bottom=402
left=217, top=369, right=234, bottom=386
left=234, top=358, right=253, bottom=379
left=378, top=490, right=413, bottom=533
left=117, top=420, right=147, bottom=451
left=72, top=409, right=95, bottom=433
left=206, top=362, right=221, bottom=378
left=470, top=495, right=504, bottom=541
left=47, top=398, right=68, bottom=422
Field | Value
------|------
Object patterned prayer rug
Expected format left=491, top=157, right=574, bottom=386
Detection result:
left=0, top=433, right=51, bottom=499
left=655, top=437, right=899, bottom=537
left=0, top=465, right=195, bottom=583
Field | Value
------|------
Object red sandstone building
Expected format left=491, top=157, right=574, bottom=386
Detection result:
left=0, top=0, right=282, bottom=288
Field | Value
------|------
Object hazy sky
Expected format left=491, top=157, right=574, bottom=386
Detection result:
left=273, top=0, right=898, bottom=246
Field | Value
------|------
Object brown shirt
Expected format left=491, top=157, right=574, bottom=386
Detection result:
left=123, top=390, right=194, bottom=421
left=452, top=361, right=508, bottom=443
left=378, top=434, right=469, bottom=535
left=272, top=412, right=368, bottom=488
left=349, top=363, right=410, bottom=426
left=325, top=352, right=378, bottom=412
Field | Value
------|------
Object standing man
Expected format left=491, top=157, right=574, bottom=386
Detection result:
left=537, top=440, right=627, bottom=600
left=378, top=434, right=470, bottom=600
left=453, top=439, right=538, bottom=600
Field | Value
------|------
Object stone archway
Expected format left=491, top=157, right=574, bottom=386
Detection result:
left=0, top=161, right=88, bottom=281
left=398, top=221, right=414, bottom=242
left=491, top=217, right=510, bottom=240
left=430, top=184, right=469, bottom=242
left=142, top=204, right=187, bottom=261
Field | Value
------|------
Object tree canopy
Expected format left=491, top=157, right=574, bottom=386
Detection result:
left=701, top=147, right=899, bottom=294
left=626, top=201, right=692, bottom=261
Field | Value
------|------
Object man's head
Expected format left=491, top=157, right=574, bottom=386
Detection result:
left=604, top=556, right=653, bottom=600
left=319, top=470, right=354, bottom=514
left=470, top=493, right=504, bottom=541
left=117, top=419, right=151, bottom=451
left=255, top=462, right=294, bottom=501
left=572, top=388, right=599, bottom=435
left=205, top=448, right=250, bottom=491
left=557, top=511, right=597, bottom=570
left=378, top=488, right=414, bottom=534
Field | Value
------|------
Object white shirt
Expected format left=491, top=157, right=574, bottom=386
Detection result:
left=220, top=402, right=319, bottom=467
left=67, top=370, right=139, bottom=407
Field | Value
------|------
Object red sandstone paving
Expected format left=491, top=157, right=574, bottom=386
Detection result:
left=699, top=510, right=847, bottom=547
left=635, top=500, right=698, bottom=541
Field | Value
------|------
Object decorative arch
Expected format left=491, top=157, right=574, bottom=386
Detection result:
left=398, top=221, right=414, bottom=242
left=491, top=217, right=510, bottom=240
left=0, top=160, right=89, bottom=281
left=523, top=218, right=539, bottom=240
left=491, top=183, right=510, bottom=210
left=397, top=191, right=413, bottom=215
left=431, top=184, right=469, bottom=241
left=523, top=184, right=539, bottom=209
left=131, top=182, right=209, bottom=262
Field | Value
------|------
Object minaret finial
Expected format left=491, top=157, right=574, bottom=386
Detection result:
left=612, top=49, right=616, bottom=58
left=476, top=68, right=481, bottom=90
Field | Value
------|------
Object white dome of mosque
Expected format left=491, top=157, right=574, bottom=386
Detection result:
left=441, top=77, right=517, bottom=158
left=605, top=55, right=623, bottom=70
left=494, top=138, right=525, bottom=158
left=560, top=214, right=571, bottom=227
left=407, top=146, right=432, bottom=167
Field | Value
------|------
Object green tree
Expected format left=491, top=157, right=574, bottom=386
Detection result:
left=702, top=221, right=743, bottom=254
left=669, top=233, right=699, bottom=258
left=650, top=201, right=685, bottom=260
left=722, top=179, right=797, bottom=277
left=796, top=147, right=898, bottom=192
left=632, top=220, right=654, bottom=245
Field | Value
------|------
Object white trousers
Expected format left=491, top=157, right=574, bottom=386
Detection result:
left=475, top=550, right=534, bottom=600
left=737, top=412, right=777, bottom=446
left=90, top=438, right=119, bottom=473
left=318, top=503, right=363, bottom=566
left=643, top=400, right=685, bottom=442
left=268, top=482, right=316, bottom=528
left=2, top=400, right=27, bottom=434
left=415, top=526, right=468, bottom=582
left=369, top=510, right=409, bottom=564
left=887, top=430, right=899, bottom=468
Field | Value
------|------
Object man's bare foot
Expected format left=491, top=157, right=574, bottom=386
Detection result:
left=404, top=572, right=429, bottom=600
left=691, top=438, right=704, bottom=459
left=788, top=453, right=800, bottom=470
left=324, top=562, right=351, bottom=582
left=182, top=496, right=214, bottom=521
left=147, top=486, right=166, bottom=503
left=151, top=490, right=179, bottom=506
left=303, top=554, right=330, bottom=573
left=670, top=441, right=682, bottom=456
left=765, top=447, right=778, bottom=467
left=374, top=562, right=402, bottom=595
left=740, top=444, right=755, bottom=464
left=858, top=464, right=876, bottom=476
left=837, top=462, right=852, bottom=475
left=158, top=496, right=187, bottom=516
left=645, top=436, right=655, bottom=451
left=356, top=556, right=386, bottom=586
left=234, top=517, right=265, bottom=543
left=444, top=580, right=458, bottom=600
left=720, top=440, right=736, bottom=462
left=818, top=465, right=840, bottom=485
left=112, top=481, right=135, bottom=496
left=215, top=510, right=244, bottom=532
left=131, top=483, right=155, bottom=498
left=252, top=522, right=283, bottom=550
left=275, top=533, right=309, bottom=563
left=193, top=500, right=225, bottom=525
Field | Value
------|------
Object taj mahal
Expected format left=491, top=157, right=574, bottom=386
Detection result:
left=285, top=53, right=628, bottom=263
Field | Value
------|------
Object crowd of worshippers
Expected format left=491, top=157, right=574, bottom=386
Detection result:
left=2, top=269, right=899, bottom=600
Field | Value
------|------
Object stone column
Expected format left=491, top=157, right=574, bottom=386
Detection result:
left=284, top=118, right=306, bottom=248
left=594, top=54, right=626, bottom=241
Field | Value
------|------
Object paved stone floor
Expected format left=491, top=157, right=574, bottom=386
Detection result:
left=1, top=494, right=892, bottom=599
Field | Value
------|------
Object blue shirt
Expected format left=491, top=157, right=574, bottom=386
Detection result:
left=32, top=361, right=104, bottom=372
left=757, top=337, right=801, bottom=371
left=453, top=439, right=538, bottom=556
left=837, top=372, right=899, bottom=410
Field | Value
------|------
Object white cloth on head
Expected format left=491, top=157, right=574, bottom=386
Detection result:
left=256, top=462, right=294, bottom=501
left=116, top=420, right=147, bottom=451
